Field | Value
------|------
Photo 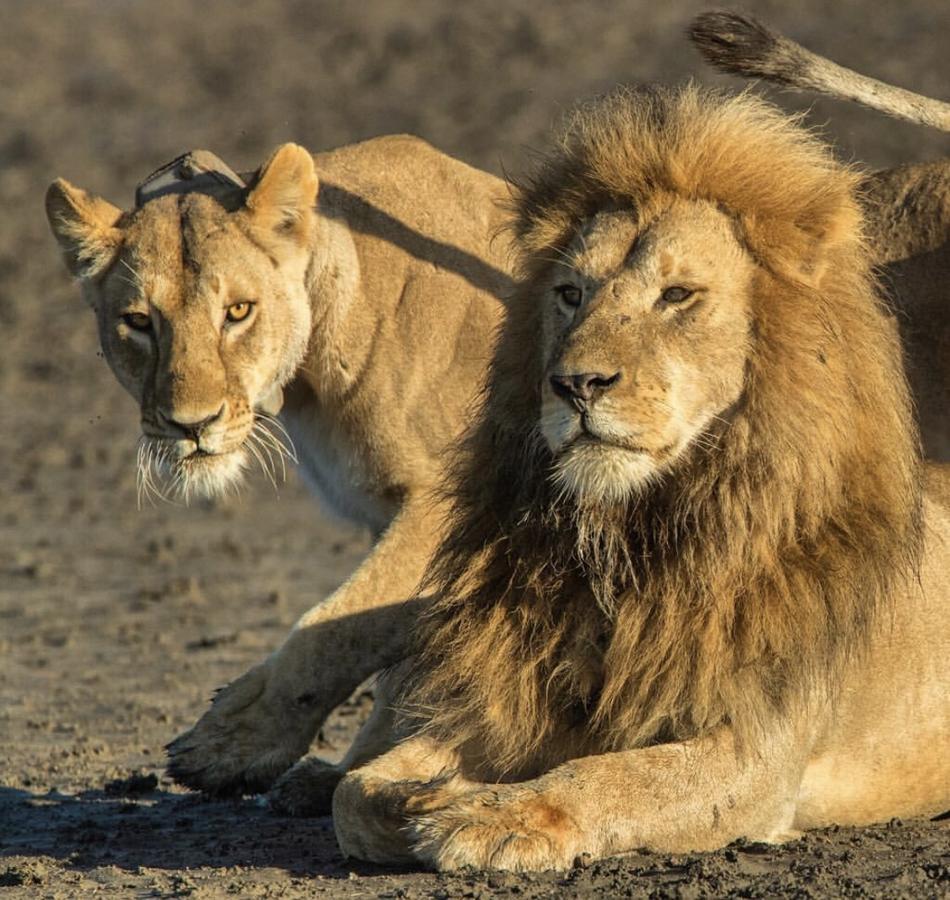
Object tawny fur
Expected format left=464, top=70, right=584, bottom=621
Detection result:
left=401, top=84, right=921, bottom=779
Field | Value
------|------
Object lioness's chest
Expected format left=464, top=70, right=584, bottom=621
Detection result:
left=280, top=401, right=399, bottom=536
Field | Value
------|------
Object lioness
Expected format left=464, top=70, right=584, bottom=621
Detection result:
left=45, top=137, right=511, bottom=803
left=332, top=85, right=950, bottom=871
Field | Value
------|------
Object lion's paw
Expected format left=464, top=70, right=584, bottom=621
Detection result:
left=409, top=790, right=583, bottom=872
left=166, top=662, right=316, bottom=796
left=268, top=756, right=343, bottom=817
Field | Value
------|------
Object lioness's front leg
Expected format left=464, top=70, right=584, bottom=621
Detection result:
left=166, top=501, right=442, bottom=795
left=268, top=662, right=408, bottom=817
left=338, top=729, right=806, bottom=872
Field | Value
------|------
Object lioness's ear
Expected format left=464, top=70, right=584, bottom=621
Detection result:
left=244, top=143, right=318, bottom=241
left=45, top=179, right=123, bottom=281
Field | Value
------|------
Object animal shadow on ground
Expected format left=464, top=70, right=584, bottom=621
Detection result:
left=0, top=785, right=405, bottom=881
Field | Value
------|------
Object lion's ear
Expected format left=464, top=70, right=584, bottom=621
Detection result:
left=45, top=179, right=123, bottom=281
left=765, top=192, right=865, bottom=287
left=244, top=143, right=318, bottom=242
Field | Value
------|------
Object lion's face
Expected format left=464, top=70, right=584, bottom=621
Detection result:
left=47, top=145, right=317, bottom=501
left=538, top=199, right=754, bottom=502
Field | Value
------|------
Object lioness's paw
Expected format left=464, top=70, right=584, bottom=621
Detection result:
left=410, top=790, right=583, bottom=872
left=268, top=756, right=343, bottom=817
left=166, top=662, right=315, bottom=796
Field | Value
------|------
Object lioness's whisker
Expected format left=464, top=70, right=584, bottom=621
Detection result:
left=253, top=427, right=286, bottom=483
left=245, top=434, right=278, bottom=493
left=118, top=257, right=145, bottom=292
left=253, top=421, right=295, bottom=480
left=252, top=431, right=280, bottom=485
left=135, top=440, right=147, bottom=510
left=255, top=414, right=298, bottom=463
left=137, top=439, right=166, bottom=508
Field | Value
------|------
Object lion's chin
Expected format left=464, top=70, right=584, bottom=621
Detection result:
left=553, top=440, right=660, bottom=504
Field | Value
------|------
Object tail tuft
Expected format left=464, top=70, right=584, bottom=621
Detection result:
left=688, top=11, right=794, bottom=83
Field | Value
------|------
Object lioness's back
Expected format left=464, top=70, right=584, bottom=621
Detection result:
left=313, top=135, right=511, bottom=275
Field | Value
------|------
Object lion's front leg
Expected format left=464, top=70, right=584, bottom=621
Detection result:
left=166, top=502, right=439, bottom=796
left=409, top=783, right=587, bottom=872
left=407, top=728, right=806, bottom=872
left=333, top=736, right=476, bottom=865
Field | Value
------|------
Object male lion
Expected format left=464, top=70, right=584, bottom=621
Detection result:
left=45, top=137, right=511, bottom=805
left=689, top=11, right=950, bottom=458
left=332, top=85, right=950, bottom=872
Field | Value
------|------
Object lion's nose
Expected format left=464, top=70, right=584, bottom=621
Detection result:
left=157, top=404, right=225, bottom=442
left=550, top=371, right=621, bottom=405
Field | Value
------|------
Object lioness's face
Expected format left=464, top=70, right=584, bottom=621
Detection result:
left=46, top=144, right=318, bottom=501
left=538, top=199, right=754, bottom=502
left=99, top=196, right=311, bottom=499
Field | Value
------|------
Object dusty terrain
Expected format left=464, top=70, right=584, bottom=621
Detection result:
left=1, top=0, right=948, bottom=896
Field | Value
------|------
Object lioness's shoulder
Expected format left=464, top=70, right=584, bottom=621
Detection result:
left=313, top=135, right=510, bottom=266
left=316, top=134, right=496, bottom=187
left=316, top=136, right=506, bottom=216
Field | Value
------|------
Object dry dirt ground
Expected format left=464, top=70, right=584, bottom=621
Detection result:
left=1, top=1, right=948, bottom=897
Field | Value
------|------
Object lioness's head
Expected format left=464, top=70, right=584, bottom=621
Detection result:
left=45, top=144, right=317, bottom=501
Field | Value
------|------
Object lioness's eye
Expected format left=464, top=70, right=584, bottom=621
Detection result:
left=226, top=301, right=255, bottom=323
left=121, top=312, right=152, bottom=332
left=660, top=286, right=694, bottom=305
left=554, top=284, right=583, bottom=308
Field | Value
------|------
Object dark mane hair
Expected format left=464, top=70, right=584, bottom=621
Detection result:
left=401, top=84, right=921, bottom=778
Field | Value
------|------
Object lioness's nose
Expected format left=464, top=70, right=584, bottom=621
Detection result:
left=157, top=404, right=225, bottom=441
left=550, top=371, right=621, bottom=405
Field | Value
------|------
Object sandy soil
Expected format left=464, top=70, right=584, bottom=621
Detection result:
left=1, top=0, right=948, bottom=896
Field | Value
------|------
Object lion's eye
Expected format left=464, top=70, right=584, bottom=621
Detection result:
left=660, top=286, right=695, bottom=305
left=226, top=301, right=255, bottom=323
left=121, top=312, right=152, bottom=332
left=554, top=284, right=583, bottom=308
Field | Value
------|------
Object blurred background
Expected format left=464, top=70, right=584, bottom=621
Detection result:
left=0, top=0, right=946, bottom=892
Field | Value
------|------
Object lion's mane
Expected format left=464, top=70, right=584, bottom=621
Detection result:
left=402, top=85, right=921, bottom=778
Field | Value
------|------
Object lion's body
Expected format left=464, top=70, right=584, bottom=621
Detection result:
left=332, top=85, right=950, bottom=871
left=796, top=497, right=950, bottom=827
left=46, top=135, right=511, bottom=798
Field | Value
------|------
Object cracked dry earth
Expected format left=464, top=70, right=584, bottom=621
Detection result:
left=1, top=0, right=948, bottom=896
